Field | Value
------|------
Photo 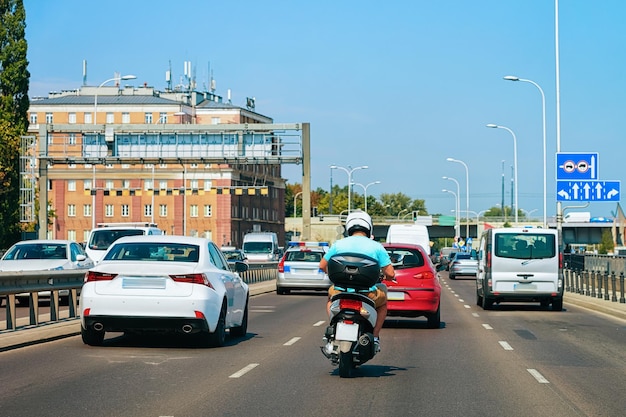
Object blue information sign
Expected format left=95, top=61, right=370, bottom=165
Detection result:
left=556, top=152, right=599, bottom=180
left=556, top=180, right=620, bottom=201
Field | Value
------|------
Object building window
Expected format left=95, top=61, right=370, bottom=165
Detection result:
left=105, top=204, right=114, bottom=217
left=68, top=204, right=76, bottom=217
left=68, top=180, right=76, bottom=191
left=159, top=163, right=167, bottom=168
left=68, top=112, right=77, bottom=124
left=122, top=180, right=130, bottom=189
left=159, top=204, right=167, bottom=217
left=159, top=180, right=167, bottom=190
left=68, top=133, right=77, bottom=145
left=67, top=230, right=77, bottom=241
left=145, top=113, right=153, bottom=124
left=144, top=179, right=154, bottom=190
left=106, top=113, right=114, bottom=124
left=46, top=113, right=53, bottom=123
left=105, top=163, right=113, bottom=169
left=190, top=163, right=198, bottom=169
left=203, top=180, right=212, bottom=191
left=122, top=164, right=130, bottom=169
left=84, top=179, right=92, bottom=190
left=84, top=113, right=92, bottom=124
left=47, top=179, right=52, bottom=191
left=204, top=204, right=212, bottom=217
left=105, top=180, right=114, bottom=190
left=158, top=112, right=167, bottom=124
left=122, top=112, right=130, bottom=124
left=68, top=162, right=76, bottom=169
left=190, top=179, right=198, bottom=190
left=83, top=230, right=90, bottom=243
left=212, top=117, right=220, bottom=125
left=190, top=205, right=199, bottom=217
left=144, top=204, right=153, bottom=218
left=30, top=113, right=38, bottom=124
left=121, top=204, right=129, bottom=217
left=84, top=204, right=92, bottom=217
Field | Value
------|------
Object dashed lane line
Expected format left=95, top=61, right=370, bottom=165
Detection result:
left=527, top=368, right=550, bottom=384
left=229, top=363, right=259, bottom=378
left=283, top=337, right=301, bottom=346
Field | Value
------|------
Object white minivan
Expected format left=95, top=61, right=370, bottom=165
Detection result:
left=86, top=223, right=163, bottom=263
left=242, top=232, right=280, bottom=262
left=476, top=228, right=563, bottom=311
left=386, top=224, right=431, bottom=255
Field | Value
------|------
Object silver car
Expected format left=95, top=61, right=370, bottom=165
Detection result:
left=448, top=251, right=478, bottom=279
left=276, top=242, right=330, bottom=294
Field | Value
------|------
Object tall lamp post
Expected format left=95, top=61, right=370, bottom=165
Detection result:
left=330, top=165, right=368, bottom=214
left=293, top=191, right=303, bottom=218
left=487, top=124, right=519, bottom=224
left=504, top=75, right=547, bottom=228
left=91, top=74, right=136, bottom=230
left=442, top=189, right=459, bottom=236
left=94, top=74, right=137, bottom=124
left=351, top=181, right=381, bottom=212
left=447, top=158, right=470, bottom=238
left=442, top=177, right=460, bottom=235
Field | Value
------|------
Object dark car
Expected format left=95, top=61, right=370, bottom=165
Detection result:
left=382, top=243, right=442, bottom=328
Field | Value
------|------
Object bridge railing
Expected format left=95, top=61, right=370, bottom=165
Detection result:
left=1, top=263, right=277, bottom=332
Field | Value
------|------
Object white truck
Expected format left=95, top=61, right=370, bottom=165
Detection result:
left=563, top=211, right=591, bottom=222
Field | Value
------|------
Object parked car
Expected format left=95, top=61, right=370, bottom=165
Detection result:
left=382, top=243, right=442, bottom=329
left=79, top=235, right=249, bottom=347
left=0, top=239, right=94, bottom=305
left=277, top=241, right=330, bottom=294
left=220, top=246, right=248, bottom=269
left=448, top=251, right=478, bottom=279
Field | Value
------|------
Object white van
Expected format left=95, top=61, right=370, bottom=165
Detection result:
left=86, top=223, right=163, bottom=263
left=386, top=224, right=431, bottom=255
left=476, top=228, right=563, bottom=311
left=242, top=232, right=280, bottom=262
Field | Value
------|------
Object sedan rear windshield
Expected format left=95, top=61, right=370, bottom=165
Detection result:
left=104, top=243, right=200, bottom=262
left=494, top=233, right=556, bottom=260
left=285, top=250, right=323, bottom=262
left=3, top=243, right=67, bottom=260
left=89, top=229, right=145, bottom=251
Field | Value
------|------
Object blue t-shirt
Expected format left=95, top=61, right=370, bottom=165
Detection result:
left=324, top=235, right=391, bottom=268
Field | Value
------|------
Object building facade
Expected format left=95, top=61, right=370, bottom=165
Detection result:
left=27, top=82, right=288, bottom=247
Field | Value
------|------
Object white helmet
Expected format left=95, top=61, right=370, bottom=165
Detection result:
left=345, top=210, right=373, bottom=237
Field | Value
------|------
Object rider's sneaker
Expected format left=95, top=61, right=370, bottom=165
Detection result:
left=374, top=337, right=381, bottom=353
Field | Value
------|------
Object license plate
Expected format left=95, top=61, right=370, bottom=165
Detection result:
left=335, top=322, right=359, bottom=341
left=388, top=291, right=405, bottom=301
left=514, top=283, right=537, bottom=291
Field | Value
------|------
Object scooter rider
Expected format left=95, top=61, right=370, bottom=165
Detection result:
left=319, top=210, right=396, bottom=351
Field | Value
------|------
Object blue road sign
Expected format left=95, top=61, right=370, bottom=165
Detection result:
left=556, top=152, right=599, bottom=180
left=556, top=180, right=620, bottom=201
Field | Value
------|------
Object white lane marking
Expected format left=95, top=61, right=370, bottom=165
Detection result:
left=499, top=341, right=514, bottom=351
left=464, top=305, right=471, bottom=309
left=313, top=320, right=326, bottom=327
left=229, top=363, right=259, bottom=378
left=472, top=313, right=480, bottom=317
left=482, top=324, right=493, bottom=330
left=251, top=309, right=275, bottom=313
left=527, top=368, right=550, bottom=384
left=458, top=299, right=464, bottom=302
left=284, top=337, right=301, bottom=346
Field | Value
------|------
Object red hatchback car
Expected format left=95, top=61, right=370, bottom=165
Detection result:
left=382, top=243, right=441, bottom=328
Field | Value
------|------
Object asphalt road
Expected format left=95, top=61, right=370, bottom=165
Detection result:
left=1, top=273, right=624, bottom=417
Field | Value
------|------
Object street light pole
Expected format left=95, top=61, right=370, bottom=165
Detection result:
left=93, top=74, right=137, bottom=124
left=293, top=191, right=303, bottom=218
left=442, top=189, right=459, bottom=236
left=487, top=124, right=519, bottom=224
left=352, top=181, right=381, bottom=212
left=330, top=165, right=368, bottom=214
left=504, top=75, right=547, bottom=228
left=447, top=158, right=470, bottom=238
left=442, top=176, right=460, bottom=235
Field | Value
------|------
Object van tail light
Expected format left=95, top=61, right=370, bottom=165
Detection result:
left=170, top=273, right=213, bottom=288
left=559, top=252, right=563, bottom=269
left=486, top=251, right=492, bottom=268
left=85, top=271, right=117, bottom=282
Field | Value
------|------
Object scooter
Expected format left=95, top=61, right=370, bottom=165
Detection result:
left=321, top=253, right=381, bottom=378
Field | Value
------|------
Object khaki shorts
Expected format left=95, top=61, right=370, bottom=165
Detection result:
left=328, top=284, right=387, bottom=309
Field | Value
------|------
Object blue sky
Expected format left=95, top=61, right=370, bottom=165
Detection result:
left=24, top=0, right=624, bottom=220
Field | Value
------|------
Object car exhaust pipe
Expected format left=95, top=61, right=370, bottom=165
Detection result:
left=182, top=324, right=193, bottom=334
left=93, top=322, right=104, bottom=331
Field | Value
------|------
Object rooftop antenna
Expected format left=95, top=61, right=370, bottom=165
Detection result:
left=82, top=60, right=87, bottom=86
left=166, top=60, right=172, bottom=91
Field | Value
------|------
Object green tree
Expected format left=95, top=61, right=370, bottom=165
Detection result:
left=0, top=0, right=30, bottom=248
left=598, top=228, right=614, bottom=255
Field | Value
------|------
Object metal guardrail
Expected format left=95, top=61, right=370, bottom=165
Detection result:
left=563, top=254, right=626, bottom=304
left=0, top=263, right=277, bottom=332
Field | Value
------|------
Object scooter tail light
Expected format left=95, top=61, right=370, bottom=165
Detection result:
left=339, top=298, right=363, bottom=311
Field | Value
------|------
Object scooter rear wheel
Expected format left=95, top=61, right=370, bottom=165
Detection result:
left=338, top=351, right=354, bottom=378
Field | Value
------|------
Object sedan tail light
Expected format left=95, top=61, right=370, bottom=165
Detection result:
left=278, top=256, right=286, bottom=273
left=170, top=273, right=213, bottom=288
left=413, top=270, right=435, bottom=280
left=85, top=271, right=118, bottom=282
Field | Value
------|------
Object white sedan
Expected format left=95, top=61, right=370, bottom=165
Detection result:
left=79, top=235, right=249, bottom=347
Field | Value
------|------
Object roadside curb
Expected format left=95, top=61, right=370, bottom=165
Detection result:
left=564, top=292, right=626, bottom=322
left=0, top=280, right=278, bottom=352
